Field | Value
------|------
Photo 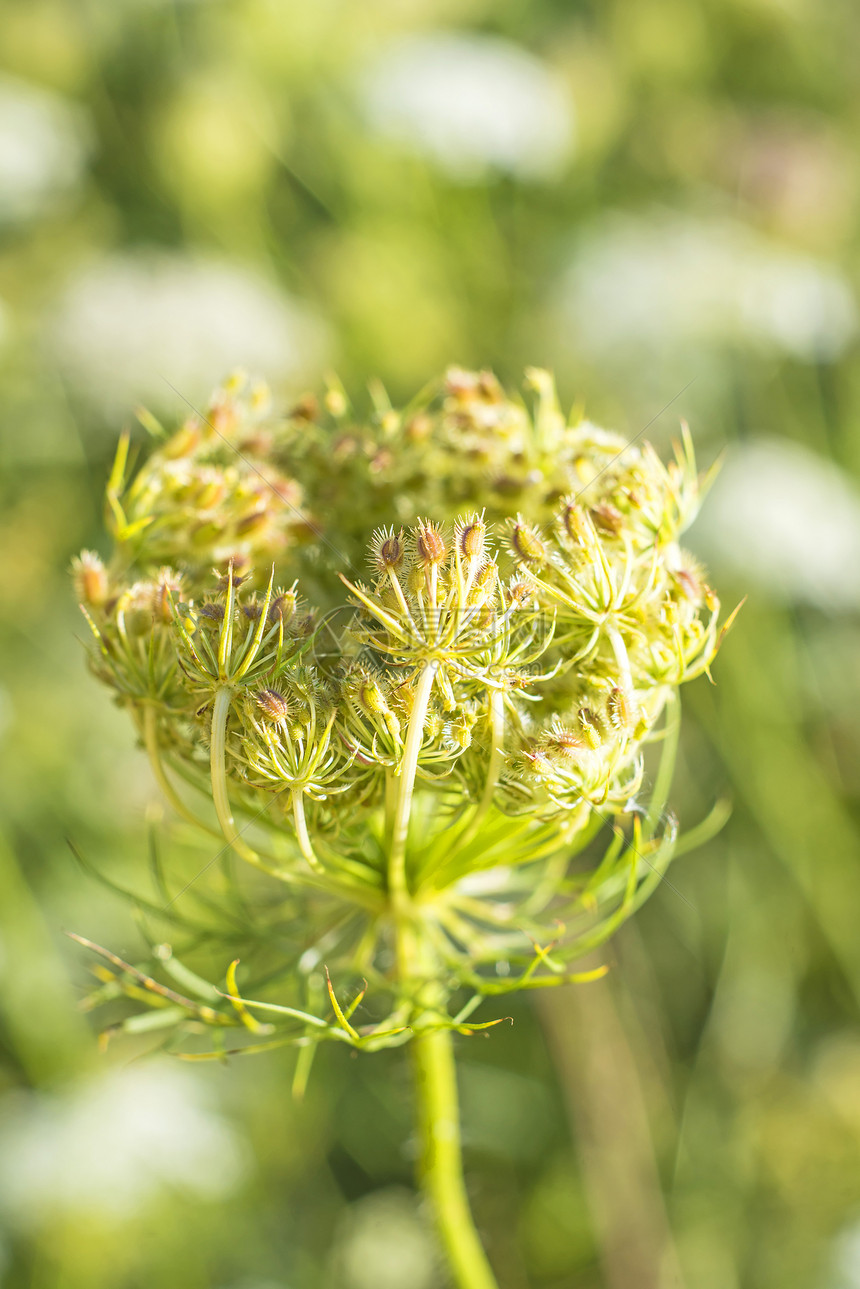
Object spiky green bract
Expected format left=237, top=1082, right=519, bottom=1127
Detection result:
left=72, top=368, right=735, bottom=1058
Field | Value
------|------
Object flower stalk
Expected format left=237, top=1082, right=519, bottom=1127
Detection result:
left=210, top=684, right=262, bottom=870
left=389, top=660, right=437, bottom=902
left=413, top=1028, right=499, bottom=1289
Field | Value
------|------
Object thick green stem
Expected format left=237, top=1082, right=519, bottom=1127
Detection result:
left=389, top=661, right=436, bottom=899
left=413, top=1028, right=499, bottom=1289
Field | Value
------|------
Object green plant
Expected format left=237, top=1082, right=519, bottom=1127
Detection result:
left=72, top=367, right=735, bottom=1289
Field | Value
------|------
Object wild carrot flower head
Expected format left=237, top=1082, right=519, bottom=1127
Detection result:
left=72, top=368, right=736, bottom=1056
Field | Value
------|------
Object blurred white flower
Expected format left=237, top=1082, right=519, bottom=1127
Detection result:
left=358, top=31, right=574, bottom=182
left=0, top=75, right=90, bottom=225
left=330, top=1188, right=438, bottom=1289
left=829, top=1220, right=860, bottom=1288
left=0, top=1062, right=249, bottom=1228
left=50, top=253, right=327, bottom=422
left=559, top=212, right=857, bottom=363
left=689, top=437, right=860, bottom=610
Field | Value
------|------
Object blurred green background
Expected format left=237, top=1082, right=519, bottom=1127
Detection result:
left=2, top=1, right=860, bottom=1286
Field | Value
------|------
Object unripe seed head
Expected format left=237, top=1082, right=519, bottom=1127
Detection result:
left=560, top=501, right=592, bottom=545
left=545, top=724, right=586, bottom=758
left=214, top=566, right=249, bottom=592
left=193, top=475, right=227, bottom=509
left=471, top=561, right=497, bottom=598
left=415, top=520, right=446, bottom=566
left=199, top=602, right=225, bottom=625
left=577, top=706, right=604, bottom=750
left=236, top=508, right=270, bottom=537
left=607, top=686, right=634, bottom=732
left=269, top=588, right=298, bottom=625
left=456, top=513, right=486, bottom=562
left=162, top=420, right=201, bottom=459
left=371, top=527, right=406, bottom=572
left=72, top=551, right=109, bottom=608
left=591, top=503, right=624, bottom=536
left=154, top=568, right=182, bottom=623
left=510, top=516, right=548, bottom=566
left=257, top=688, right=290, bottom=722
left=507, top=581, right=533, bottom=609
left=356, top=676, right=389, bottom=716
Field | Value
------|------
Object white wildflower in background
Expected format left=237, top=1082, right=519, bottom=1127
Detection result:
left=558, top=212, right=857, bottom=363
left=330, top=1189, right=439, bottom=1289
left=358, top=31, right=574, bottom=182
left=50, top=253, right=327, bottom=422
left=0, top=75, right=90, bottom=225
left=689, top=438, right=860, bottom=610
left=830, top=1221, right=860, bottom=1289
left=0, top=1062, right=248, bottom=1228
